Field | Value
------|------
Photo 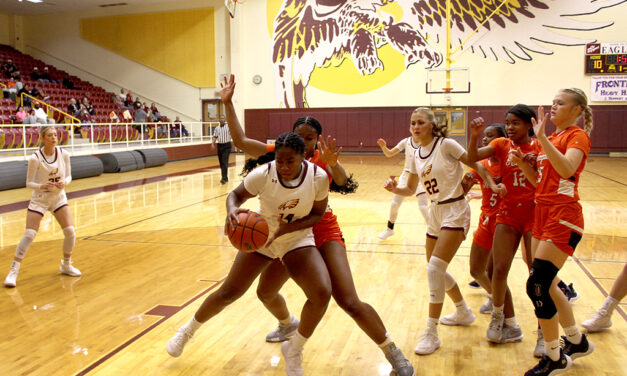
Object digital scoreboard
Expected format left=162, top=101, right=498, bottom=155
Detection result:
left=585, top=42, right=627, bottom=75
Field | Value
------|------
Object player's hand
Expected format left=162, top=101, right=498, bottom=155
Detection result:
left=383, top=176, right=397, bottom=192
left=466, top=191, right=483, bottom=201
left=532, top=106, right=547, bottom=139
left=318, top=135, right=342, bottom=167
left=376, top=138, right=387, bottom=148
left=508, top=147, right=524, bottom=166
left=265, top=222, right=288, bottom=247
left=55, top=181, right=65, bottom=189
left=494, top=183, right=507, bottom=197
left=43, top=182, right=56, bottom=191
left=469, top=117, right=486, bottom=138
left=218, top=74, right=236, bottom=104
left=224, top=207, right=249, bottom=235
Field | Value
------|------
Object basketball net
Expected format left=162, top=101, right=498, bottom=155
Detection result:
left=225, top=0, right=245, bottom=18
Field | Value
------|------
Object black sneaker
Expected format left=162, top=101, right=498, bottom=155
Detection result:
left=559, top=282, right=579, bottom=302
left=524, top=352, right=572, bottom=376
left=561, top=334, right=594, bottom=360
left=468, top=280, right=481, bottom=289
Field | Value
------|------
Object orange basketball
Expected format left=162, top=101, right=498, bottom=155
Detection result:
left=227, top=211, right=269, bottom=252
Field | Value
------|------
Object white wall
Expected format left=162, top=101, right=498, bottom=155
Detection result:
left=21, top=0, right=227, bottom=123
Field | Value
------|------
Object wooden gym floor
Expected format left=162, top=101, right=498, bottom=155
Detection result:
left=0, top=153, right=625, bottom=376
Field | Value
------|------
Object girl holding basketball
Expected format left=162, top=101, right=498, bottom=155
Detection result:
left=384, top=107, right=498, bottom=355
left=4, top=126, right=81, bottom=288
left=376, top=131, right=429, bottom=240
left=515, top=89, right=594, bottom=376
left=219, top=74, right=414, bottom=376
left=468, top=105, right=540, bottom=346
left=168, top=132, right=332, bottom=376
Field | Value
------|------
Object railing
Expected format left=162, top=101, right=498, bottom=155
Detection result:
left=19, top=92, right=81, bottom=124
left=0, top=121, right=219, bottom=161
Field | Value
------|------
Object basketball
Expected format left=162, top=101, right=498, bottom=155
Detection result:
left=227, top=211, right=269, bottom=252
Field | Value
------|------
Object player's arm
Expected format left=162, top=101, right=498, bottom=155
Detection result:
left=220, top=74, right=267, bottom=157
left=467, top=117, right=496, bottom=163
left=384, top=172, right=419, bottom=196
left=224, top=182, right=256, bottom=234
left=58, top=150, right=72, bottom=189
left=508, top=148, right=538, bottom=187
left=377, top=138, right=401, bottom=157
left=458, top=146, right=506, bottom=197
left=25, top=156, right=47, bottom=190
left=461, top=172, right=477, bottom=195
left=318, top=135, right=347, bottom=186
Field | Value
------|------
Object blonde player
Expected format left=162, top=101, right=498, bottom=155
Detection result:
left=377, top=133, right=428, bottom=240
left=4, top=126, right=81, bottom=288
left=384, top=107, right=499, bottom=355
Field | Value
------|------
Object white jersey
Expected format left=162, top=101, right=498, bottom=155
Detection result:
left=27, top=147, right=71, bottom=196
left=244, top=160, right=328, bottom=235
left=409, top=137, right=465, bottom=202
left=394, top=137, right=420, bottom=172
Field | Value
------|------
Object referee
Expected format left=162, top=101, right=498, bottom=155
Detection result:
left=212, top=116, right=232, bottom=184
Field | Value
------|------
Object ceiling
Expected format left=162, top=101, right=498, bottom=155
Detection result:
left=0, top=0, right=201, bottom=16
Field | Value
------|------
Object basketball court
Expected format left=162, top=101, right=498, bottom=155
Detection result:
left=1, top=153, right=625, bottom=375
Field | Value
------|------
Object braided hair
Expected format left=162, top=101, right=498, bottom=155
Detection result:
left=293, top=116, right=322, bottom=135
left=487, top=123, right=507, bottom=138
left=240, top=132, right=305, bottom=176
left=561, top=88, right=593, bottom=135
left=505, top=104, right=536, bottom=137
left=413, top=107, right=448, bottom=137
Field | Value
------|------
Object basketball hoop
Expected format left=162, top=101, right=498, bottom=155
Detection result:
left=442, top=88, right=453, bottom=94
left=225, top=0, right=242, bottom=18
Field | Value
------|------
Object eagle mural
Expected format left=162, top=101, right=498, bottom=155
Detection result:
left=272, top=0, right=626, bottom=108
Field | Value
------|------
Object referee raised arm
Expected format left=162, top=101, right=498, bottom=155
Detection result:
left=212, top=115, right=232, bottom=184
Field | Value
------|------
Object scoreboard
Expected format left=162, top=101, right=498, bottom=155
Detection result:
left=585, top=43, right=627, bottom=75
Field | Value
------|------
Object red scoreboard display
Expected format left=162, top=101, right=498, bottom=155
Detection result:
left=585, top=43, right=627, bottom=74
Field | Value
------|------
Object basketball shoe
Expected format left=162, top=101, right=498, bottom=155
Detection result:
left=479, top=296, right=493, bottom=314
left=440, top=308, right=476, bottom=326
left=383, top=343, right=414, bottom=376
left=414, top=328, right=440, bottom=355
left=561, top=334, right=594, bottom=360
left=266, top=316, right=299, bottom=342
left=167, top=326, right=193, bottom=357
left=500, top=324, right=523, bottom=343
left=4, top=267, right=18, bottom=287
left=281, top=339, right=304, bottom=376
left=582, top=308, right=612, bottom=332
left=378, top=228, right=395, bottom=240
left=60, top=260, right=81, bottom=277
left=486, top=311, right=504, bottom=343
left=468, top=280, right=481, bottom=289
left=525, top=351, right=572, bottom=376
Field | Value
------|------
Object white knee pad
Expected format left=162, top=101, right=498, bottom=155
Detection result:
left=16, top=228, right=37, bottom=259
left=62, top=226, right=76, bottom=255
left=417, top=194, right=429, bottom=222
left=444, top=272, right=457, bottom=291
left=427, top=256, right=448, bottom=304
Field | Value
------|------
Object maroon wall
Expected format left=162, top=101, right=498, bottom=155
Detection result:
left=165, top=144, right=216, bottom=161
left=245, top=105, right=626, bottom=153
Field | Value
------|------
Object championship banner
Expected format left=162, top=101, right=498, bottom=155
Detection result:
left=590, top=75, right=627, bottom=102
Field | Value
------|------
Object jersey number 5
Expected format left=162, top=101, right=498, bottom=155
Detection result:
left=424, top=178, right=439, bottom=195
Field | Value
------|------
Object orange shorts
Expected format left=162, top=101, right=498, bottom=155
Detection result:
left=532, top=203, right=583, bottom=256
left=495, top=201, right=535, bottom=235
left=313, top=211, right=345, bottom=249
left=473, top=212, right=497, bottom=251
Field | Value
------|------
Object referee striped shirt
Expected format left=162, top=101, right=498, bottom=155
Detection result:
left=213, top=124, right=232, bottom=144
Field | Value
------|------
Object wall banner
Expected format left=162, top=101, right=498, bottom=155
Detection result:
left=590, top=75, right=627, bottom=101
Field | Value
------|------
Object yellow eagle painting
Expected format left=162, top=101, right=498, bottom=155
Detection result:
left=272, top=0, right=626, bottom=108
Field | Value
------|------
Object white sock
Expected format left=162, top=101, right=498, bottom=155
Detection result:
left=426, top=317, right=439, bottom=331
left=186, top=316, right=203, bottom=334
left=291, top=331, right=308, bottom=350
left=545, top=339, right=561, bottom=361
left=279, top=315, right=294, bottom=325
left=10, top=260, right=22, bottom=271
left=602, top=296, right=619, bottom=314
left=493, top=305, right=504, bottom=315
left=377, top=332, right=393, bottom=349
left=504, top=317, right=517, bottom=327
left=454, top=299, right=469, bottom=312
left=564, top=325, right=581, bottom=345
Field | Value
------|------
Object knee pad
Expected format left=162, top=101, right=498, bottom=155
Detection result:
left=427, top=256, right=448, bottom=304
left=526, top=258, right=559, bottom=319
left=16, top=228, right=37, bottom=259
left=62, top=226, right=76, bottom=253
left=444, top=272, right=456, bottom=291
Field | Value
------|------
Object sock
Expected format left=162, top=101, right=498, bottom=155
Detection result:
left=545, top=339, right=560, bottom=361
left=504, top=317, right=517, bottom=327
left=186, top=316, right=204, bottom=334
left=291, top=331, right=308, bottom=350
left=564, top=325, right=582, bottom=345
left=602, top=296, right=619, bottom=314
left=279, top=315, right=294, bottom=325
left=493, top=305, right=504, bottom=315
left=454, top=299, right=469, bottom=312
left=426, top=317, right=439, bottom=331
left=387, top=221, right=395, bottom=230
left=10, top=260, right=22, bottom=271
left=377, top=332, right=393, bottom=350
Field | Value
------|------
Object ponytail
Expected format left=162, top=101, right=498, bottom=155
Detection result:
left=582, top=105, right=594, bottom=135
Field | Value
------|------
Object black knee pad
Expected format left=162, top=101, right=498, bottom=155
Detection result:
left=526, top=258, right=559, bottom=319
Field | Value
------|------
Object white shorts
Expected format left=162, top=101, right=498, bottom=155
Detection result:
left=28, top=191, right=68, bottom=216
left=256, top=228, right=316, bottom=260
left=398, top=170, right=426, bottom=196
left=426, top=198, right=471, bottom=238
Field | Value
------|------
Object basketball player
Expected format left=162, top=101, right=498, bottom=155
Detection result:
left=384, top=107, right=498, bottom=355
left=376, top=132, right=429, bottom=240
left=218, top=74, right=415, bottom=376
left=582, top=263, right=626, bottom=332
left=4, top=126, right=81, bottom=288
left=167, top=132, right=332, bottom=376
left=468, top=105, right=540, bottom=346
left=515, top=89, right=594, bottom=376
left=463, top=123, right=506, bottom=317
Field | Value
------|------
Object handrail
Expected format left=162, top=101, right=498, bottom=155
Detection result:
left=19, top=92, right=81, bottom=124
left=0, top=82, right=6, bottom=89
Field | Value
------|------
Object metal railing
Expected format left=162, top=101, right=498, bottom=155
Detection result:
left=0, top=121, right=219, bottom=161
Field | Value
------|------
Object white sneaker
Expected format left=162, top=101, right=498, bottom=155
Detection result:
left=281, top=339, right=304, bottom=376
left=4, top=268, right=18, bottom=287
left=500, top=324, right=523, bottom=343
left=266, top=316, right=299, bottom=342
left=167, top=326, right=193, bottom=357
left=479, top=297, right=493, bottom=314
left=486, top=311, right=504, bottom=343
left=414, top=329, right=441, bottom=355
left=534, top=329, right=545, bottom=358
left=378, top=228, right=395, bottom=240
left=439, top=308, right=476, bottom=326
left=60, top=260, right=81, bottom=277
left=582, top=309, right=613, bottom=332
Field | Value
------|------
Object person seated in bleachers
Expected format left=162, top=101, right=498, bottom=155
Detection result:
left=2, top=59, right=18, bottom=78
left=33, top=102, right=55, bottom=124
left=134, top=104, right=148, bottom=128
left=18, top=83, right=35, bottom=107
left=119, top=89, right=126, bottom=102
left=150, top=103, right=161, bottom=117
left=39, top=67, right=52, bottom=82
left=112, top=94, right=123, bottom=108
left=33, top=84, right=51, bottom=101
left=14, top=106, right=28, bottom=123
left=2, top=77, right=18, bottom=101
left=81, top=97, right=96, bottom=116
left=133, top=97, right=142, bottom=109
left=68, top=98, right=81, bottom=116
left=173, top=116, right=189, bottom=137
left=62, top=76, right=79, bottom=90
left=30, top=67, right=41, bottom=81
left=22, top=108, right=38, bottom=124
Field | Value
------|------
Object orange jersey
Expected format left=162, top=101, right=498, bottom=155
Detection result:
left=535, top=126, right=590, bottom=205
left=267, top=144, right=332, bottom=185
left=469, top=158, right=502, bottom=217
left=489, top=137, right=540, bottom=204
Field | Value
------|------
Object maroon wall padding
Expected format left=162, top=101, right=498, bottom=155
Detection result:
left=164, top=144, right=216, bottom=161
left=245, top=105, right=627, bottom=153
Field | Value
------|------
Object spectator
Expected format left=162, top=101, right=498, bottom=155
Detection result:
left=133, top=97, right=141, bottom=109
left=39, top=67, right=52, bottom=82
left=2, top=59, right=18, bottom=78
left=112, top=94, right=123, bottom=108
left=18, top=84, right=34, bottom=107
left=62, top=76, right=79, bottom=90
left=119, top=89, right=126, bottom=102
left=33, top=84, right=51, bottom=101
left=150, top=103, right=161, bottom=117
left=30, top=67, right=41, bottom=81
left=82, top=97, right=96, bottom=116
left=173, top=116, right=189, bottom=137
left=2, top=77, right=18, bottom=101
left=22, top=108, right=38, bottom=124
left=33, top=102, right=55, bottom=124
left=15, top=106, right=28, bottom=123
left=134, top=104, right=147, bottom=123
left=68, top=98, right=80, bottom=116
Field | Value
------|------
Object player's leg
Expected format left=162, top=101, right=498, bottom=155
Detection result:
left=256, top=258, right=298, bottom=342
left=379, top=194, right=405, bottom=239
left=53, top=205, right=81, bottom=277
left=4, top=210, right=43, bottom=287
left=583, top=263, right=627, bottom=332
